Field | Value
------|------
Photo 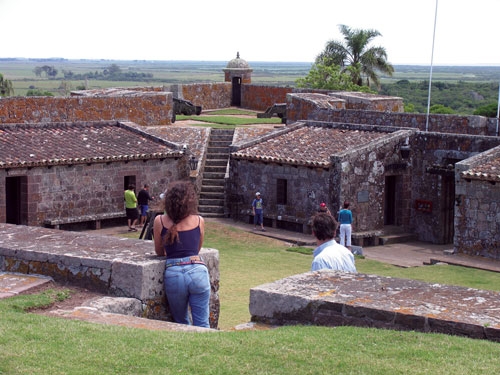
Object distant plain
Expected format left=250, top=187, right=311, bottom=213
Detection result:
left=1, top=59, right=499, bottom=115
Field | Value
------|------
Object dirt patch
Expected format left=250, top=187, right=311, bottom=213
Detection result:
left=21, top=281, right=106, bottom=314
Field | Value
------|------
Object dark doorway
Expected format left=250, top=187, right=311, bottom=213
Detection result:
left=124, top=175, right=136, bottom=191
left=6, top=176, right=27, bottom=225
left=441, top=175, right=455, bottom=244
left=231, top=77, right=241, bottom=106
left=384, top=176, right=396, bottom=225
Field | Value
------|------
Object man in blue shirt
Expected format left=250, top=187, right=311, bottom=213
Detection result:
left=252, top=192, right=265, bottom=231
left=137, top=184, right=154, bottom=226
left=311, top=213, right=357, bottom=273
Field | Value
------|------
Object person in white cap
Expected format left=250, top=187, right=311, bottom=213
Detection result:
left=252, top=192, right=265, bottom=231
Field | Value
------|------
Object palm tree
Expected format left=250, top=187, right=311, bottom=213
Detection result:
left=0, top=73, right=14, bottom=97
left=316, top=24, right=394, bottom=88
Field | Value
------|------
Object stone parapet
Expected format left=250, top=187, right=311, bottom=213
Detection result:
left=0, top=224, right=220, bottom=328
left=250, top=270, right=500, bottom=342
left=0, top=93, right=173, bottom=126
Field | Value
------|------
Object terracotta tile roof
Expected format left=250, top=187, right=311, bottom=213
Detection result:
left=0, top=122, right=180, bottom=169
left=140, top=126, right=209, bottom=159
left=233, top=127, right=279, bottom=145
left=232, top=124, right=388, bottom=167
left=461, top=154, right=500, bottom=182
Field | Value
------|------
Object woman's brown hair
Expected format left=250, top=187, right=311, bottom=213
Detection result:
left=162, top=180, right=198, bottom=245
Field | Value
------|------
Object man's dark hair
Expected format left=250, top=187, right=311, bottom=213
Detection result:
left=312, top=213, right=338, bottom=241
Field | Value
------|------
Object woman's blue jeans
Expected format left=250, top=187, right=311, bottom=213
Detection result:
left=164, top=261, right=211, bottom=328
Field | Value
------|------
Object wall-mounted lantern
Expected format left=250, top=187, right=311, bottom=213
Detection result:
left=189, top=155, right=198, bottom=171
left=400, top=137, right=411, bottom=159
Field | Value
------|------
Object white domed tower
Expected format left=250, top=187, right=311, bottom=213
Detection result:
left=223, top=52, right=253, bottom=106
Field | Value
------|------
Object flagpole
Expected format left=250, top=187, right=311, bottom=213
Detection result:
left=496, top=81, right=499, bottom=136
left=426, top=0, right=439, bottom=132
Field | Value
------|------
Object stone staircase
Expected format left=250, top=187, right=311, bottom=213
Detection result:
left=198, top=129, right=234, bottom=218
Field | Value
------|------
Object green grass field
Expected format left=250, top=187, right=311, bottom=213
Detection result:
left=3, top=59, right=498, bottom=97
left=1, top=220, right=499, bottom=374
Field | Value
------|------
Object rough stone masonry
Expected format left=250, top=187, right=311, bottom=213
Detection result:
left=249, top=270, right=500, bottom=342
left=0, top=223, right=220, bottom=328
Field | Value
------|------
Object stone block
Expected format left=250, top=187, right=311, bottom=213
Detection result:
left=250, top=270, right=500, bottom=342
left=110, top=259, right=165, bottom=300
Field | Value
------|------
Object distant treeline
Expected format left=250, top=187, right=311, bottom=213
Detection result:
left=34, top=63, right=153, bottom=81
left=2, top=59, right=499, bottom=115
left=380, top=80, right=499, bottom=115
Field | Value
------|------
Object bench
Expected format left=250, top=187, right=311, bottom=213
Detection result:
left=351, top=230, right=382, bottom=247
left=44, top=211, right=127, bottom=230
left=247, top=212, right=311, bottom=234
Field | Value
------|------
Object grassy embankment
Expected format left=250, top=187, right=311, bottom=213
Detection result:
left=1, top=220, right=500, bottom=374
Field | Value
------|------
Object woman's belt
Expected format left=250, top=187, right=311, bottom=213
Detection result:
left=165, top=255, right=205, bottom=268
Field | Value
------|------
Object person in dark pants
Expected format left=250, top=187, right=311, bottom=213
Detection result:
left=252, top=192, right=265, bottom=231
left=124, top=184, right=138, bottom=231
left=137, top=184, right=154, bottom=226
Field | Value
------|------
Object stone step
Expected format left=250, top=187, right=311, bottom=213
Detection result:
left=200, top=191, right=224, bottom=199
left=200, top=184, right=224, bottom=193
left=209, top=140, right=232, bottom=147
left=198, top=205, right=225, bottom=214
left=204, top=165, right=226, bottom=173
left=210, top=134, right=233, bottom=142
left=210, top=129, right=234, bottom=135
left=199, top=198, right=224, bottom=206
left=379, top=233, right=418, bottom=245
left=205, top=159, right=228, bottom=167
left=47, top=306, right=215, bottom=333
left=207, top=146, right=229, bottom=154
left=202, top=179, right=225, bottom=187
left=206, top=152, right=229, bottom=160
left=203, top=172, right=225, bottom=179
left=199, top=212, right=227, bottom=219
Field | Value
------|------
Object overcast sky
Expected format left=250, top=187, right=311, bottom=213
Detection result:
left=1, top=0, right=499, bottom=65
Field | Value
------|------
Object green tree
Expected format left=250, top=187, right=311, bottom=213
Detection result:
left=26, top=89, right=54, bottom=96
left=33, top=66, right=43, bottom=77
left=0, top=73, right=14, bottom=97
left=316, top=24, right=394, bottom=88
left=473, top=103, right=498, bottom=117
left=104, top=63, right=121, bottom=76
left=296, top=62, right=371, bottom=92
left=429, top=104, right=454, bottom=114
left=404, top=103, right=416, bottom=113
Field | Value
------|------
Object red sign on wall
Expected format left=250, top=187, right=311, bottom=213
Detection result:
left=415, top=199, right=432, bottom=213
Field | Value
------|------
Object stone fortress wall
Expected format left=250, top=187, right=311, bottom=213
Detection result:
left=1, top=81, right=499, bottom=259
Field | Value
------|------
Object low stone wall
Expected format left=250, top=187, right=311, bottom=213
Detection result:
left=242, top=85, right=292, bottom=111
left=168, top=83, right=232, bottom=110
left=250, top=270, right=500, bottom=342
left=310, top=107, right=493, bottom=136
left=0, top=93, right=173, bottom=126
left=455, top=146, right=500, bottom=259
left=0, top=224, right=220, bottom=328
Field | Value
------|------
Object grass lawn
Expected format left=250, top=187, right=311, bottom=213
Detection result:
left=1, top=221, right=500, bottom=374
